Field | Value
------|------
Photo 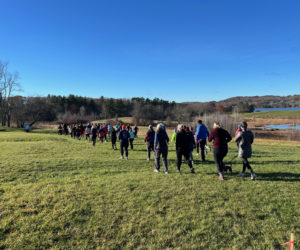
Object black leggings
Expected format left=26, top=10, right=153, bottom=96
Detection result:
left=198, top=140, right=207, bottom=161
left=112, top=138, right=117, bottom=149
left=177, top=149, right=193, bottom=171
left=120, top=141, right=128, bottom=157
left=213, top=147, right=228, bottom=173
left=242, top=158, right=254, bottom=173
left=147, top=144, right=154, bottom=159
left=129, top=139, right=134, bottom=150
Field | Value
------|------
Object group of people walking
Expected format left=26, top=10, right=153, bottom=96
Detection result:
left=58, top=119, right=256, bottom=180
left=149, top=119, right=256, bottom=180
left=58, top=122, right=139, bottom=155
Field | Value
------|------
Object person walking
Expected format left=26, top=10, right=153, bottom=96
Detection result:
left=58, top=124, right=63, bottom=135
left=171, top=129, right=177, bottom=145
left=91, top=125, right=98, bottom=147
left=85, top=123, right=92, bottom=141
left=186, top=127, right=196, bottom=164
left=208, top=122, right=232, bottom=180
left=111, top=127, right=117, bottom=150
left=107, top=123, right=112, bottom=140
left=154, top=123, right=169, bottom=174
left=63, top=123, right=68, bottom=135
left=176, top=125, right=195, bottom=173
left=144, top=125, right=155, bottom=161
left=119, top=125, right=130, bottom=160
left=129, top=128, right=135, bottom=150
left=195, top=120, right=210, bottom=161
left=134, top=125, right=139, bottom=138
left=71, top=125, right=76, bottom=139
left=235, top=121, right=256, bottom=180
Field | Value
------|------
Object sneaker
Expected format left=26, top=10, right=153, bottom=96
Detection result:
left=147, top=158, right=150, bottom=161
left=219, top=174, right=224, bottom=180
left=239, top=171, right=246, bottom=177
left=120, top=156, right=124, bottom=159
left=126, top=157, right=128, bottom=160
left=251, top=173, right=256, bottom=180
left=165, top=171, right=169, bottom=174
left=191, top=168, right=195, bottom=174
left=176, top=169, right=180, bottom=173
left=154, top=169, right=160, bottom=173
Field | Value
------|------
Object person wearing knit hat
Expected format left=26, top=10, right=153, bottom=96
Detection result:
left=119, top=125, right=130, bottom=159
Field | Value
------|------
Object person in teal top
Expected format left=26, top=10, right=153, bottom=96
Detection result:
left=129, top=128, right=135, bottom=150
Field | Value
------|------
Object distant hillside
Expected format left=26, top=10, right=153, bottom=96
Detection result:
left=182, top=95, right=300, bottom=113
left=218, top=95, right=300, bottom=108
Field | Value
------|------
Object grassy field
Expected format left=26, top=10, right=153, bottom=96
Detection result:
left=242, top=110, right=300, bottom=119
left=0, top=127, right=300, bottom=249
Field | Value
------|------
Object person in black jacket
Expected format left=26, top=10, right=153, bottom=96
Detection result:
left=119, top=125, right=130, bottom=160
left=154, top=123, right=169, bottom=173
left=176, top=124, right=195, bottom=173
left=91, top=125, right=98, bottom=147
left=111, top=127, right=117, bottom=150
left=186, top=126, right=196, bottom=164
left=144, top=125, right=155, bottom=161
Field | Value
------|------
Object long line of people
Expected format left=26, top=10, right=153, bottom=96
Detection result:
left=57, top=120, right=256, bottom=181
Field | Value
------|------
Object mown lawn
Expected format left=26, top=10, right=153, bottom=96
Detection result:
left=0, top=128, right=299, bottom=249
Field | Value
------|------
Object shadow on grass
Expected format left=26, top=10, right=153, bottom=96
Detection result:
left=248, top=160, right=299, bottom=165
left=256, top=172, right=300, bottom=182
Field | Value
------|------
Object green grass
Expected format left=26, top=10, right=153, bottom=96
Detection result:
left=0, top=129, right=300, bottom=249
left=242, top=110, right=300, bottom=119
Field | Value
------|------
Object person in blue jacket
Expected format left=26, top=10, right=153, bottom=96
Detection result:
left=195, top=120, right=210, bottom=161
left=154, top=123, right=169, bottom=174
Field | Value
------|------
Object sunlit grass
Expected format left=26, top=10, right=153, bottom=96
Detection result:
left=0, top=129, right=299, bottom=249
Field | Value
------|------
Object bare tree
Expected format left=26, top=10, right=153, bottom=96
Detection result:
left=0, top=61, right=21, bottom=126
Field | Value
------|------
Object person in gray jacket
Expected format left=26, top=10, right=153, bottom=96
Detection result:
left=235, top=121, right=256, bottom=180
left=154, top=123, right=169, bottom=174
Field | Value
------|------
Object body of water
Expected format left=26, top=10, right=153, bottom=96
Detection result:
left=254, top=107, right=300, bottom=112
left=264, top=124, right=300, bottom=130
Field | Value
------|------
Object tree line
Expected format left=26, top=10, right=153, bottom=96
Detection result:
left=2, top=61, right=287, bottom=128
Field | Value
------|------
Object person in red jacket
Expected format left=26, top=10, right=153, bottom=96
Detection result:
left=208, top=122, right=232, bottom=180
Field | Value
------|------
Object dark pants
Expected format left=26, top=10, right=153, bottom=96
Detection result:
left=155, top=149, right=168, bottom=172
left=213, top=147, right=228, bottom=174
left=129, top=139, right=134, bottom=150
left=112, top=138, right=117, bottom=149
left=86, top=134, right=90, bottom=140
left=147, top=144, right=154, bottom=159
left=199, top=140, right=207, bottom=161
left=92, top=135, right=97, bottom=146
left=120, top=141, right=129, bottom=157
left=177, top=149, right=193, bottom=171
left=242, top=158, right=254, bottom=173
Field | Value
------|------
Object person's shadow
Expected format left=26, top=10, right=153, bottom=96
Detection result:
left=255, top=172, right=300, bottom=182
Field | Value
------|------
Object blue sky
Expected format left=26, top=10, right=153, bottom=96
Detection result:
left=1, top=0, right=299, bottom=102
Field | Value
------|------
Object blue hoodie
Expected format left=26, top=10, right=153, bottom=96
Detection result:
left=196, top=124, right=209, bottom=141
